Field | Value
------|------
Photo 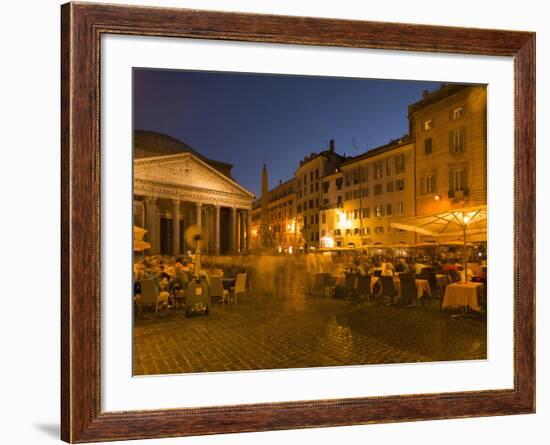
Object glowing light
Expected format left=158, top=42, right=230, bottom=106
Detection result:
left=434, top=194, right=441, bottom=201
left=288, top=246, right=293, bottom=254
left=337, top=211, right=352, bottom=229
left=321, top=236, right=335, bottom=248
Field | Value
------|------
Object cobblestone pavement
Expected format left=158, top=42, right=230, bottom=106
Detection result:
left=134, top=272, right=486, bottom=375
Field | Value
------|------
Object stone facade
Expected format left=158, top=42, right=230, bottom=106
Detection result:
left=133, top=134, right=254, bottom=256
left=251, top=83, right=487, bottom=252
left=320, top=138, right=416, bottom=248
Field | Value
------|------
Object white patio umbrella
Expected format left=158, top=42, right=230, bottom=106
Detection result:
left=391, top=206, right=486, bottom=281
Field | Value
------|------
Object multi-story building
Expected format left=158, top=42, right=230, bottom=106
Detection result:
left=254, top=83, right=487, bottom=252
left=295, top=140, right=345, bottom=251
left=319, top=137, right=416, bottom=248
left=250, top=177, right=300, bottom=252
left=409, top=84, right=487, bottom=217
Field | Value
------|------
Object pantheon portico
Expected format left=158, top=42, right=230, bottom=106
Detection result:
left=133, top=131, right=255, bottom=256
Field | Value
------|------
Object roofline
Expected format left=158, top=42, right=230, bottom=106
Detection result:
left=341, top=138, right=413, bottom=166
left=407, top=84, right=473, bottom=115
left=134, top=129, right=234, bottom=169
left=134, top=152, right=255, bottom=199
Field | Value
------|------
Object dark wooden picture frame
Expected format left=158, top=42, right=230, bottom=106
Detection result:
left=61, top=2, right=535, bottom=442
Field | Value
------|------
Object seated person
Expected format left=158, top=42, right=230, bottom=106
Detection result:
left=381, top=261, right=394, bottom=276
left=169, top=263, right=190, bottom=292
left=395, top=258, right=407, bottom=273
left=414, top=261, right=429, bottom=275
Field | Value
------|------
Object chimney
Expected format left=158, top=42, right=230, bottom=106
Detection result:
left=422, top=89, right=430, bottom=98
left=279, top=179, right=282, bottom=185
left=329, top=139, right=335, bottom=152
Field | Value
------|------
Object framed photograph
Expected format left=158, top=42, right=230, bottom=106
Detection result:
left=61, top=2, right=535, bottom=442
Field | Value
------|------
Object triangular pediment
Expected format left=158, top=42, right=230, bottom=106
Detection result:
left=134, top=153, right=254, bottom=199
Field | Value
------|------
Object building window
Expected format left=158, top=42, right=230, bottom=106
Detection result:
left=375, top=206, right=383, bottom=217
left=362, top=207, right=370, bottom=218
left=395, top=153, right=406, bottom=173
left=322, top=213, right=326, bottom=224
left=337, top=196, right=343, bottom=207
left=449, top=168, right=468, bottom=197
left=449, top=127, right=466, bottom=154
left=310, top=171, right=314, bottom=181
left=395, top=178, right=405, bottom=191
left=344, top=191, right=352, bottom=200
left=304, top=175, right=307, bottom=185
left=353, top=168, right=360, bottom=185
left=423, top=118, right=434, bottom=131
left=386, top=158, right=393, bottom=176
left=335, top=229, right=341, bottom=236
left=336, top=177, right=343, bottom=190
left=374, top=184, right=383, bottom=195
left=373, top=160, right=383, bottom=179
left=315, top=169, right=319, bottom=179
left=354, top=228, right=360, bottom=235
left=309, top=199, right=314, bottom=208
left=353, top=189, right=360, bottom=199
left=375, top=226, right=384, bottom=234
left=386, top=181, right=394, bottom=193
left=361, top=165, right=369, bottom=182
left=424, top=138, right=433, bottom=155
left=362, top=187, right=369, bottom=198
left=315, top=198, right=319, bottom=207
left=420, top=175, right=437, bottom=195
left=451, top=106, right=465, bottom=120
left=322, top=181, right=329, bottom=193
left=386, top=204, right=393, bottom=216
left=354, top=209, right=360, bottom=220
left=397, top=202, right=405, bottom=215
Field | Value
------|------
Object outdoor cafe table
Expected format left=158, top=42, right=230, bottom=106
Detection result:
left=371, top=275, right=431, bottom=300
left=436, top=273, right=452, bottom=293
left=442, top=282, right=483, bottom=311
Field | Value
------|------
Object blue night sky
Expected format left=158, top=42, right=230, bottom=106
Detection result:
left=133, top=69, right=443, bottom=198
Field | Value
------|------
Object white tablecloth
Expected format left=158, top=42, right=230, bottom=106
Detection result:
left=442, top=282, right=483, bottom=311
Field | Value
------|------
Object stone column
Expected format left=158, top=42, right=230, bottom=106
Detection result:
left=214, top=205, right=221, bottom=255
left=144, top=197, right=158, bottom=254
left=239, top=211, right=246, bottom=253
left=246, top=210, right=251, bottom=252
left=172, top=199, right=180, bottom=257
left=230, top=207, right=237, bottom=254
left=195, top=202, right=202, bottom=227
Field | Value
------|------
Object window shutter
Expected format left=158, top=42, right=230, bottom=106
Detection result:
left=461, top=126, right=467, bottom=153
left=463, top=168, right=470, bottom=195
left=449, top=130, right=454, bottom=154
left=432, top=175, right=437, bottom=193
left=420, top=177, right=425, bottom=195
left=448, top=170, right=455, bottom=198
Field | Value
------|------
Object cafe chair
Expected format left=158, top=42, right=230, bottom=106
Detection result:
left=356, top=274, right=372, bottom=300
left=210, top=275, right=228, bottom=304
left=344, top=272, right=358, bottom=298
left=399, top=274, right=417, bottom=308
left=138, top=279, right=169, bottom=317
left=229, top=273, right=247, bottom=304
left=380, top=276, right=397, bottom=306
